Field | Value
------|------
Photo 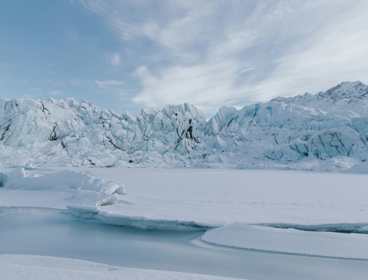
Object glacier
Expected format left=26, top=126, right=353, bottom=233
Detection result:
left=1, top=81, right=368, bottom=172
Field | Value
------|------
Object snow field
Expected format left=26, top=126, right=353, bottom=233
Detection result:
left=0, top=255, right=243, bottom=280
left=82, top=168, right=368, bottom=227
left=1, top=167, right=368, bottom=260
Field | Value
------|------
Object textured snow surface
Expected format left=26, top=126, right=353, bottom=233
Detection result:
left=202, top=224, right=368, bottom=259
left=0, top=255, right=242, bottom=280
left=1, top=81, right=368, bottom=172
left=2, top=168, right=368, bottom=229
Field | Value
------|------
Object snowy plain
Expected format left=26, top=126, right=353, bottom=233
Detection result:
left=0, top=255, right=242, bottom=280
left=2, top=167, right=368, bottom=228
left=1, top=167, right=368, bottom=279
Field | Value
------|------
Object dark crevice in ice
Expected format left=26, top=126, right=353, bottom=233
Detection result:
left=261, top=223, right=368, bottom=234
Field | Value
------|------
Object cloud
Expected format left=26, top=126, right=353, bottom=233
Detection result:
left=80, top=0, right=368, bottom=116
left=131, top=59, right=246, bottom=114
left=110, top=53, right=120, bottom=65
left=240, top=68, right=255, bottom=74
left=95, top=80, right=124, bottom=89
left=247, top=0, right=368, bottom=100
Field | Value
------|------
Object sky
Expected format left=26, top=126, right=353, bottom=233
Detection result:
left=1, top=0, right=368, bottom=118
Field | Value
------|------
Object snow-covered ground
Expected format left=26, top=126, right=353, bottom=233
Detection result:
left=1, top=167, right=368, bottom=259
left=0, top=255, right=242, bottom=280
left=2, top=167, right=367, bottom=228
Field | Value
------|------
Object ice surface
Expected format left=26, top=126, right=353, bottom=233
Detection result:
left=2, top=168, right=367, bottom=230
left=0, top=81, right=368, bottom=171
left=1, top=167, right=368, bottom=277
left=0, top=255, right=243, bottom=280
left=202, top=224, right=368, bottom=259
left=1, top=207, right=367, bottom=280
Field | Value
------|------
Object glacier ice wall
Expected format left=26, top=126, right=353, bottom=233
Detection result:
left=1, top=81, right=368, bottom=170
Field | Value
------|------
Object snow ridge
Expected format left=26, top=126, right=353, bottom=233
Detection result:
left=1, top=81, right=368, bottom=171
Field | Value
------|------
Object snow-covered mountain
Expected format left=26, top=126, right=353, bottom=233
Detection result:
left=1, top=81, right=368, bottom=171
left=271, top=81, right=368, bottom=114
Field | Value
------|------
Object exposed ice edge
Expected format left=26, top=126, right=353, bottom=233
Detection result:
left=66, top=206, right=368, bottom=259
left=261, top=222, right=368, bottom=234
left=68, top=204, right=368, bottom=233
left=201, top=223, right=368, bottom=260
left=67, top=205, right=225, bottom=230
left=1, top=81, right=368, bottom=173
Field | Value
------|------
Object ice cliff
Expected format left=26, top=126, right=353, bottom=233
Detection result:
left=1, top=81, right=368, bottom=171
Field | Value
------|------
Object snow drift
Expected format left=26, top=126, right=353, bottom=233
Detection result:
left=1, top=81, right=368, bottom=172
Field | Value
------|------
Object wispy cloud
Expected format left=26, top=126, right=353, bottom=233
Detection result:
left=110, top=53, right=120, bottom=65
left=80, top=0, right=368, bottom=115
left=95, top=80, right=124, bottom=89
left=240, top=68, right=255, bottom=74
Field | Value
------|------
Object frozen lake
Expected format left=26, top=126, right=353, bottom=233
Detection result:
left=0, top=207, right=367, bottom=280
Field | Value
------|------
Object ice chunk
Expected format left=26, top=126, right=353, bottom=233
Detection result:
left=3, top=168, right=126, bottom=195
left=315, top=156, right=361, bottom=172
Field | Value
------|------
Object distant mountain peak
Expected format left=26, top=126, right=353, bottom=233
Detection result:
left=271, top=81, right=368, bottom=114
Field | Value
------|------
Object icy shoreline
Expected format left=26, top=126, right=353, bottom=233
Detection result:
left=1, top=207, right=367, bottom=280
left=201, top=224, right=368, bottom=260
left=1, top=167, right=368, bottom=264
